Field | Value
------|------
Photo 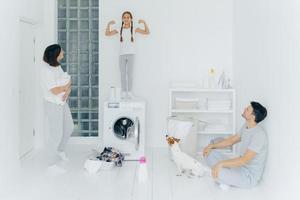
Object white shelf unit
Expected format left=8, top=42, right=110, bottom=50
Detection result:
left=171, top=109, right=234, bottom=113
left=169, top=88, right=236, bottom=154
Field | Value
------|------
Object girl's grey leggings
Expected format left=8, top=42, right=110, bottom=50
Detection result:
left=119, top=54, right=135, bottom=92
left=45, top=101, right=74, bottom=164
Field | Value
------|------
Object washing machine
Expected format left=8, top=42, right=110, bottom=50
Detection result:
left=103, top=100, right=146, bottom=160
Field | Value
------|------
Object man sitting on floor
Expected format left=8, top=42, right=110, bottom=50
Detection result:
left=203, top=101, right=268, bottom=188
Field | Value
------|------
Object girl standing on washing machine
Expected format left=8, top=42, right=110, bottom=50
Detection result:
left=105, top=11, right=150, bottom=99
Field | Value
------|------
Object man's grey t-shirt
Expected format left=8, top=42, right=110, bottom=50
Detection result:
left=237, top=124, right=268, bottom=183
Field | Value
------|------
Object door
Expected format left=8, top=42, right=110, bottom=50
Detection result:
left=113, top=117, right=140, bottom=150
left=19, top=20, right=36, bottom=158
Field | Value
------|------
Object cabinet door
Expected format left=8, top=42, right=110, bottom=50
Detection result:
left=19, top=21, right=35, bottom=158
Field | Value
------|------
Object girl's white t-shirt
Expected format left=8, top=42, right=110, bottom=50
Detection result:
left=119, top=26, right=137, bottom=55
left=41, top=64, right=70, bottom=105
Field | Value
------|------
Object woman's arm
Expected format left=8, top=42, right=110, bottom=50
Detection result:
left=105, top=20, right=119, bottom=36
left=135, top=19, right=150, bottom=35
left=50, top=80, right=71, bottom=95
left=62, top=86, right=72, bottom=101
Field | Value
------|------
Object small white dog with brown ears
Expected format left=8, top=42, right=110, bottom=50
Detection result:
left=166, top=135, right=206, bottom=177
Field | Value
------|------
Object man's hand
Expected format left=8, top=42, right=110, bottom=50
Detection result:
left=203, top=144, right=214, bottom=157
left=212, top=162, right=224, bottom=179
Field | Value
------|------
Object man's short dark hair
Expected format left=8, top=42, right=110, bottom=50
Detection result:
left=251, top=101, right=267, bottom=123
left=43, top=44, right=61, bottom=67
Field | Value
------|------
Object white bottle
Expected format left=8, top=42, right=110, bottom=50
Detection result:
left=109, top=86, right=116, bottom=102
left=115, top=87, right=121, bottom=101
left=138, top=156, right=148, bottom=183
left=208, top=67, right=217, bottom=89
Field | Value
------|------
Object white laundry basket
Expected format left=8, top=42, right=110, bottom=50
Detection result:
left=166, top=117, right=198, bottom=158
left=84, top=159, right=115, bottom=174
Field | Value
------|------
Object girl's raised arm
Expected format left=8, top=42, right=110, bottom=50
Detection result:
left=105, top=20, right=119, bottom=36
left=135, top=19, right=150, bottom=35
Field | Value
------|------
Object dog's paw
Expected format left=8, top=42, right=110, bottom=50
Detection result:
left=176, top=173, right=182, bottom=176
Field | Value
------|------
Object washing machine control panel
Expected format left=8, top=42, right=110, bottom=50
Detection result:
left=108, top=102, right=119, bottom=108
left=107, top=101, right=145, bottom=110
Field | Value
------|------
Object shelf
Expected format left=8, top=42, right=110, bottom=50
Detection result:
left=170, top=88, right=235, bottom=93
left=197, top=131, right=233, bottom=135
left=197, top=149, right=234, bottom=155
left=171, top=109, right=233, bottom=113
left=169, top=88, right=236, bottom=155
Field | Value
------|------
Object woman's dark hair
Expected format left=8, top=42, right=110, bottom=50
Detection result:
left=43, top=44, right=62, bottom=67
left=120, top=11, right=134, bottom=43
left=251, top=101, right=267, bottom=123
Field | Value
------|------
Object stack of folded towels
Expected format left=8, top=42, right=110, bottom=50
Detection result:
left=207, top=99, right=231, bottom=111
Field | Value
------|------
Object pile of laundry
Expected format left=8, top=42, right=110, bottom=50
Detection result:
left=84, top=147, right=125, bottom=174
left=96, top=147, right=125, bottom=167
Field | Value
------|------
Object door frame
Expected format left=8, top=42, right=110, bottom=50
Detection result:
left=19, top=17, right=37, bottom=159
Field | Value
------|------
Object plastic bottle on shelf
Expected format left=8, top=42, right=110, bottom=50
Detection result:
left=208, top=67, right=217, bottom=89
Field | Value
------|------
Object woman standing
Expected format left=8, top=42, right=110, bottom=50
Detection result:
left=42, top=44, right=74, bottom=173
left=105, top=11, right=150, bottom=99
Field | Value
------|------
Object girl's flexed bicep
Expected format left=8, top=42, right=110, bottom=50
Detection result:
left=105, top=20, right=119, bottom=36
left=135, top=19, right=150, bottom=35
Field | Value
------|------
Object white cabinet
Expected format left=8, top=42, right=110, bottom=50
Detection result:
left=169, top=88, right=236, bottom=154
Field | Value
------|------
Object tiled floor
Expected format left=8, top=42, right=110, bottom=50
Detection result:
left=1, top=145, right=268, bottom=200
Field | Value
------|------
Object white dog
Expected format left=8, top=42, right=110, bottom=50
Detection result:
left=166, top=135, right=205, bottom=177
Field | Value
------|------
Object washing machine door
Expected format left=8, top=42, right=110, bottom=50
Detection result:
left=128, top=117, right=140, bottom=150
left=113, top=117, right=140, bottom=150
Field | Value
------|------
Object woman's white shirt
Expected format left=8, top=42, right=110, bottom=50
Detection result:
left=41, top=64, right=70, bottom=105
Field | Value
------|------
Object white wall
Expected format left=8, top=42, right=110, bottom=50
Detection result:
left=19, top=0, right=233, bottom=148
left=233, top=0, right=300, bottom=198
left=0, top=0, right=20, bottom=188
left=0, top=0, right=54, bottom=189
left=100, top=0, right=233, bottom=147
left=20, top=0, right=43, bottom=23
left=19, top=0, right=57, bottom=149
left=34, top=0, right=57, bottom=148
